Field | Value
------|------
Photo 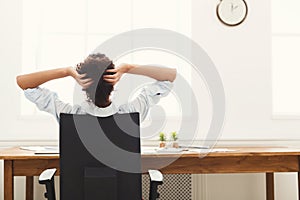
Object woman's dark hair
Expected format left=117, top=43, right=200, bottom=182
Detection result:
left=76, top=53, right=115, bottom=108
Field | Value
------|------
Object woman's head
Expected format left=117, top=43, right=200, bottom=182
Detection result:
left=76, top=53, right=115, bottom=108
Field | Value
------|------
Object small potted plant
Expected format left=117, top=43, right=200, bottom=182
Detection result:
left=171, top=131, right=179, bottom=148
left=159, top=132, right=166, bottom=148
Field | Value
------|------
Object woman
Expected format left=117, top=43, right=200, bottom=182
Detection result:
left=16, top=53, right=177, bottom=122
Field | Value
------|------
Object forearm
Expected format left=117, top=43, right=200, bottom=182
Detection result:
left=127, top=64, right=177, bottom=82
left=16, top=67, right=72, bottom=90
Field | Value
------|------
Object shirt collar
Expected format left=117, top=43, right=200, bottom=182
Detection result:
left=81, top=101, right=119, bottom=117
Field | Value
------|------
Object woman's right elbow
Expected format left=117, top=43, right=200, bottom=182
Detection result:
left=16, top=75, right=25, bottom=90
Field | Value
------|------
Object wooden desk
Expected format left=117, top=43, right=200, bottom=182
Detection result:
left=1, top=146, right=300, bottom=200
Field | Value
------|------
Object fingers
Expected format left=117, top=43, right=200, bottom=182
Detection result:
left=103, top=76, right=120, bottom=85
left=77, top=71, right=120, bottom=87
left=103, top=78, right=116, bottom=83
left=76, top=73, right=93, bottom=89
left=78, top=73, right=87, bottom=79
left=80, top=79, right=93, bottom=89
left=79, top=76, right=115, bottom=88
left=103, top=74, right=117, bottom=79
left=103, top=77, right=118, bottom=83
left=80, top=78, right=93, bottom=84
left=104, top=80, right=117, bottom=85
left=103, top=72, right=120, bottom=84
left=103, top=74, right=119, bottom=80
left=106, top=68, right=118, bottom=73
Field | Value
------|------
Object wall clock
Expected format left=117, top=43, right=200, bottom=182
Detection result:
left=217, top=0, right=248, bottom=26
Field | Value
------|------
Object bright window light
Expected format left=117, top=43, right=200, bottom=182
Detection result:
left=272, top=0, right=300, bottom=117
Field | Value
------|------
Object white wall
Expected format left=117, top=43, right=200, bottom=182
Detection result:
left=192, top=0, right=300, bottom=141
left=191, top=0, right=299, bottom=199
left=1, top=0, right=300, bottom=199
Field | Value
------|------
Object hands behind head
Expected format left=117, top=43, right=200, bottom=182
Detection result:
left=70, top=63, right=130, bottom=89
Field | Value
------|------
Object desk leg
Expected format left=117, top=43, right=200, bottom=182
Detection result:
left=4, top=160, right=13, bottom=200
left=298, top=172, right=300, bottom=200
left=26, top=176, right=34, bottom=200
left=266, top=173, right=274, bottom=200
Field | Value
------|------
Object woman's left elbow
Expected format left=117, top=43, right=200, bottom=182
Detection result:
left=170, top=68, right=177, bottom=82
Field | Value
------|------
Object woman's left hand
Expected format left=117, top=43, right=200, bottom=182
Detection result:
left=103, top=63, right=131, bottom=85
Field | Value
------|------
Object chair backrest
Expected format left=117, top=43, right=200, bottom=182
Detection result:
left=59, top=113, right=141, bottom=200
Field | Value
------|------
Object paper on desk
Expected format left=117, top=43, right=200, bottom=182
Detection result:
left=20, top=146, right=59, bottom=154
left=141, top=149, right=157, bottom=154
left=188, top=148, right=237, bottom=153
left=141, top=147, right=184, bottom=154
left=155, top=148, right=184, bottom=154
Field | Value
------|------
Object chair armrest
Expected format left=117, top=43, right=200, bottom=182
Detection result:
left=39, top=168, right=57, bottom=184
left=148, top=170, right=163, bottom=200
left=148, top=170, right=163, bottom=182
left=39, top=168, right=57, bottom=200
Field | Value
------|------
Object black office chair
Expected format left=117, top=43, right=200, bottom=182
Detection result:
left=39, top=113, right=164, bottom=200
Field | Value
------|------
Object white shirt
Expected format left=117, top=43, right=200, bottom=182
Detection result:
left=24, top=81, right=173, bottom=122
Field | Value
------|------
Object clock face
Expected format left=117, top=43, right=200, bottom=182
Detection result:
left=217, top=0, right=248, bottom=26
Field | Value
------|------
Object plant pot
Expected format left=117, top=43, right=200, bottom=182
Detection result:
left=172, top=141, right=179, bottom=148
left=159, top=142, right=166, bottom=148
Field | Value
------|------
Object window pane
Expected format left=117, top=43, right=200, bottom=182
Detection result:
left=39, top=34, right=86, bottom=67
left=272, top=36, right=300, bottom=114
left=176, top=0, right=192, bottom=36
left=22, top=0, right=42, bottom=72
left=86, top=34, right=114, bottom=55
left=132, top=0, right=191, bottom=35
left=88, top=0, right=132, bottom=33
left=133, top=0, right=177, bottom=30
left=41, top=0, right=86, bottom=33
left=272, top=0, right=300, bottom=33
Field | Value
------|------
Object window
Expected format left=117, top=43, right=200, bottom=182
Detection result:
left=21, top=0, right=192, bottom=119
left=272, top=0, right=300, bottom=117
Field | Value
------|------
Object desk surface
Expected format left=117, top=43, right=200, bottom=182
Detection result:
left=2, top=146, right=300, bottom=200
left=1, top=146, right=300, bottom=160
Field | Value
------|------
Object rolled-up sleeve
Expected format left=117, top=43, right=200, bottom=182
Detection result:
left=24, top=87, right=83, bottom=121
left=118, top=81, right=173, bottom=121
